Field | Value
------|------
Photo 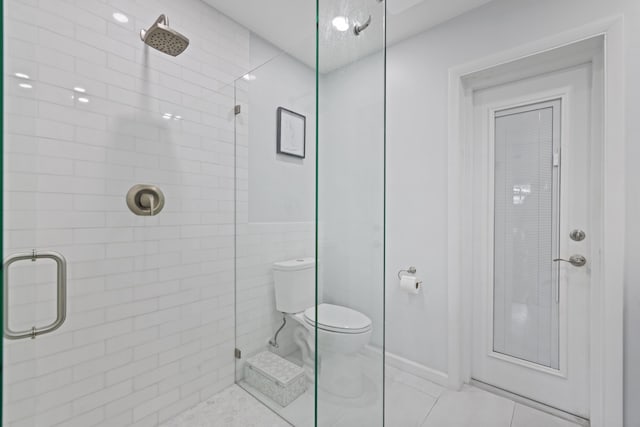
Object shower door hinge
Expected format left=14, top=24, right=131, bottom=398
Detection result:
left=234, top=105, right=241, bottom=115
left=234, top=348, right=241, bottom=359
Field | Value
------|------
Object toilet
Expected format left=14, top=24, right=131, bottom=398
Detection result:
left=273, top=257, right=373, bottom=398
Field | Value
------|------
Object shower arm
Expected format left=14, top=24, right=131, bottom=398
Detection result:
left=140, top=14, right=169, bottom=40
left=354, top=15, right=372, bottom=36
left=352, top=0, right=383, bottom=36
left=155, top=14, right=168, bottom=26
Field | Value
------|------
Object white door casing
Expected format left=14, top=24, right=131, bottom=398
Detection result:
left=447, top=21, right=625, bottom=427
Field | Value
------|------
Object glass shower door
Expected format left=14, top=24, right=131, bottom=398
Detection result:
left=3, top=1, right=240, bottom=425
left=233, top=18, right=316, bottom=427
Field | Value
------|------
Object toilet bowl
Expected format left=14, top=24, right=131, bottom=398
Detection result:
left=303, top=303, right=372, bottom=354
left=272, top=258, right=373, bottom=398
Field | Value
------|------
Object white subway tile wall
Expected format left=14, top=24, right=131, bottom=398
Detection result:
left=4, top=0, right=250, bottom=425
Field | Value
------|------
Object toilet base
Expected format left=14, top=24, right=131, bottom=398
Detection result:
left=318, top=352, right=364, bottom=398
left=289, top=314, right=369, bottom=399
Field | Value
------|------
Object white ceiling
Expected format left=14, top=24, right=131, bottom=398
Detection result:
left=203, top=0, right=494, bottom=73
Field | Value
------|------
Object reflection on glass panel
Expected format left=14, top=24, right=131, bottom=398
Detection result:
left=234, top=32, right=316, bottom=426
left=317, top=0, right=386, bottom=425
left=493, top=102, right=561, bottom=370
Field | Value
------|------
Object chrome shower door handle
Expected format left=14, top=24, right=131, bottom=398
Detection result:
left=553, top=254, right=587, bottom=267
left=3, top=250, right=67, bottom=340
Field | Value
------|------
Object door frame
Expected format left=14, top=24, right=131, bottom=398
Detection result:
left=447, top=17, right=625, bottom=427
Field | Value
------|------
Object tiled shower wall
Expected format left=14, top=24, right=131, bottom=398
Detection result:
left=3, top=0, right=251, bottom=425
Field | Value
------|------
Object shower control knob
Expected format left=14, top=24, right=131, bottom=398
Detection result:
left=126, top=184, right=165, bottom=216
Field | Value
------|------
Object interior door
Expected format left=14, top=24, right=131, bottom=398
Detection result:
left=471, top=64, right=595, bottom=418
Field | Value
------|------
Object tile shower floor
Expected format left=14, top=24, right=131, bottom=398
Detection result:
left=163, top=354, right=582, bottom=427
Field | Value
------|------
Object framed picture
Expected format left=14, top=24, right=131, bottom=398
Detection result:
left=277, top=107, right=306, bottom=158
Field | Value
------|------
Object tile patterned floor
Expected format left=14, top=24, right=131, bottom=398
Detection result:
left=161, top=385, right=289, bottom=427
left=163, top=354, right=583, bottom=427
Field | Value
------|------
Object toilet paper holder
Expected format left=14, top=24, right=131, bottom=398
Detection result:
left=397, top=266, right=417, bottom=279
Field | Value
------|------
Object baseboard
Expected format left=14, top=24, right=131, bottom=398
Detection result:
left=362, top=345, right=449, bottom=388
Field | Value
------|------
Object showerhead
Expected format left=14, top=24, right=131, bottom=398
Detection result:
left=140, top=15, right=189, bottom=57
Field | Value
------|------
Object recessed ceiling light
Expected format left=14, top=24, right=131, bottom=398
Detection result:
left=78, top=97, right=90, bottom=103
left=112, top=12, right=129, bottom=23
left=19, top=83, right=32, bottom=89
left=332, top=16, right=350, bottom=32
left=174, top=115, right=182, bottom=120
left=242, top=73, right=256, bottom=81
left=162, top=113, right=172, bottom=119
left=73, top=87, right=86, bottom=93
left=15, top=72, right=30, bottom=79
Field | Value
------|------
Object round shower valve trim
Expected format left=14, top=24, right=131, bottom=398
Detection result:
left=126, top=184, right=165, bottom=216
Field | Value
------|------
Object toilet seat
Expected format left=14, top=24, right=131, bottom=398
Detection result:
left=303, top=303, right=372, bottom=334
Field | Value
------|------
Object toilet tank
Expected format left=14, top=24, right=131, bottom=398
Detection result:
left=273, top=257, right=315, bottom=313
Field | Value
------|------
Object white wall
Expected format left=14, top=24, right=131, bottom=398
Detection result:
left=324, top=0, right=640, bottom=423
left=3, top=0, right=251, bottom=425
left=318, top=36, right=447, bottom=370
left=247, top=36, right=316, bottom=224
left=318, top=53, right=386, bottom=347
left=383, top=0, right=640, bottom=423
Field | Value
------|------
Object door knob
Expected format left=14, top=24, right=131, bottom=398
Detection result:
left=553, top=255, right=587, bottom=267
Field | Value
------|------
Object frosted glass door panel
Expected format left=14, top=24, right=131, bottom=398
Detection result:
left=493, top=100, right=561, bottom=370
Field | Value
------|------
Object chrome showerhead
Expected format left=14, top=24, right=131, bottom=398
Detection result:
left=140, top=15, right=189, bottom=57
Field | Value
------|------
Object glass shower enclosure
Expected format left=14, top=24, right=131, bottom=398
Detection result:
left=2, top=0, right=386, bottom=425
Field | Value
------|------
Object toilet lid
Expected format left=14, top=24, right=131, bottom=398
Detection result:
left=303, top=304, right=372, bottom=334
